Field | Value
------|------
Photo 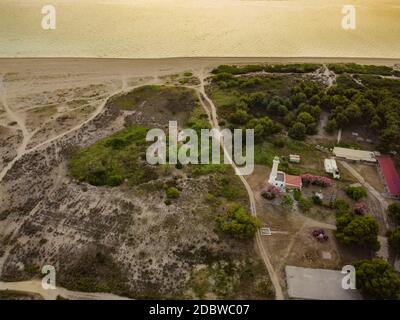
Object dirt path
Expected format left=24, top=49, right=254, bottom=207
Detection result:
left=196, top=69, right=284, bottom=300
left=0, top=74, right=34, bottom=182
left=339, top=160, right=389, bottom=228
left=0, top=280, right=131, bottom=300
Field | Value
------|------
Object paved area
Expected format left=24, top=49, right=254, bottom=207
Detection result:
left=285, top=266, right=362, bottom=300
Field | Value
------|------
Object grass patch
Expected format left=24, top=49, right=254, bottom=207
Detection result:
left=68, top=125, right=158, bottom=187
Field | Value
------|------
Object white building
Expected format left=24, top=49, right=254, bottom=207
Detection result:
left=324, top=158, right=340, bottom=179
left=289, top=154, right=301, bottom=163
left=332, top=147, right=377, bottom=163
left=268, top=156, right=302, bottom=191
left=269, top=156, right=285, bottom=190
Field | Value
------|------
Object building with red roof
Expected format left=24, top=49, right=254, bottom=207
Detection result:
left=285, top=174, right=302, bottom=190
left=377, top=156, right=400, bottom=199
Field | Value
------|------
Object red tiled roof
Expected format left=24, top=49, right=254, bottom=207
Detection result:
left=285, top=174, right=302, bottom=189
left=377, top=156, right=400, bottom=196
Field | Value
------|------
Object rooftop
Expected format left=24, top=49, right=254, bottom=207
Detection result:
left=377, top=156, right=400, bottom=196
left=285, top=174, right=302, bottom=189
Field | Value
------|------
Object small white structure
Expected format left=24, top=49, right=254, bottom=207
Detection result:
left=289, top=154, right=301, bottom=163
left=268, top=156, right=285, bottom=190
left=333, top=147, right=377, bottom=163
left=324, top=158, right=340, bottom=179
left=268, top=156, right=302, bottom=191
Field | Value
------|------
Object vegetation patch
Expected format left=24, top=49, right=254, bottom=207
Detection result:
left=69, top=125, right=158, bottom=186
left=217, top=203, right=261, bottom=240
left=354, top=259, right=400, bottom=299
left=58, top=246, right=131, bottom=297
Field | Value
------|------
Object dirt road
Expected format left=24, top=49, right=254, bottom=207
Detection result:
left=339, top=160, right=389, bottom=228
left=196, top=69, right=284, bottom=300
left=0, top=280, right=130, bottom=300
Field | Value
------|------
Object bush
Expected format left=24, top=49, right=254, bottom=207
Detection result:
left=312, top=195, right=323, bottom=205
left=69, top=126, right=158, bottom=187
left=281, top=194, right=294, bottom=209
left=345, top=186, right=367, bottom=201
left=388, top=203, right=400, bottom=225
left=354, top=202, right=368, bottom=215
left=336, top=215, right=380, bottom=251
left=288, top=122, right=307, bottom=140
left=293, top=189, right=302, bottom=201
left=334, top=199, right=352, bottom=216
left=299, top=197, right=313, bottom=212
left=387, top=227, right=400, bottom=254
left=301, top=174, right=333, bottom=188
left=354, top=259, right=400, bottom=299
left=261, top=185, right=281, bottom=200
left=166, top=187, right=180, bottom=199
left=217, top=203, right=261, bottom=239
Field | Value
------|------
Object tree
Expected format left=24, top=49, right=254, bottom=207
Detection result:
left=354, top=259, right=400, bottom=299
left=298, top=197, right=313, bottom=212
left=217, top=203, right=261, bottom=239
left=296, top=111, right=317, bottom=134
left=387, top=227, right=400, bottom=254
left=288, top=122, right=307, bottom=140
left=334, top=199, right=352, bottom=216
left=345, top=186, right=367, bottom=201
left=388, top=203, right=400, bottom=225
left=229, top=109, right=250, bottom=125
left=336, top=215, right=380, bottom=251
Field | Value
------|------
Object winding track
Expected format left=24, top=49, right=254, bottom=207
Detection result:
left=196, top=69, right=284, bottom=300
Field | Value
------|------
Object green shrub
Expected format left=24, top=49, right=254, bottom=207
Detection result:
left=293, top=189, right=302, bottom=201
left=69, top=126, right=158, bottom=187
left=345, top=186, right=368, bottom=201
left=312, top=195, right=323, bottom=206
left=387, top=227, right=400, bottom=254
left=281, top=194, right=294, bottom=209
left=166, top=187, right=180, bottom=199
left=298, top=197, right=313, bottom=212
left=336, top=215, right=380, bottom=251
left=354, top=259, right=400, bottom=299
left=334, top=199, right=352, bottom=216
left=388, top=203, right=400, bottom=225
left=217, top=203, right=261, bottom=239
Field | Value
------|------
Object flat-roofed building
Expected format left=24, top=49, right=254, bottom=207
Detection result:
left=333, top=147, right=377, bottom=163
left=377, top=155, right=400, bottom=199
left=324, top=158, right=340, bottom=179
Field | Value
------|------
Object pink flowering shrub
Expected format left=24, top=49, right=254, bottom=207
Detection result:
left=354, top=202, right=368, bottom=215
left=301, top=174, right=333, bottom=188
left=261, top=185, right=281, bottom=200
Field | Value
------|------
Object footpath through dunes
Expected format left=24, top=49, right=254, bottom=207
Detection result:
left=195, top=68, right=284, bottom=300
left=0, top=79, right=275, bottom=300
left=0, top=280, right=131, bottom=300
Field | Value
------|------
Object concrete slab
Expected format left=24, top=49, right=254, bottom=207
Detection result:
left=285, top=266, right=362, bottom=300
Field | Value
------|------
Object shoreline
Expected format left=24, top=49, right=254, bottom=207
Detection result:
left=1, top=56, right=400, bottom=63
left=1, top=57, right=399, bottom=77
